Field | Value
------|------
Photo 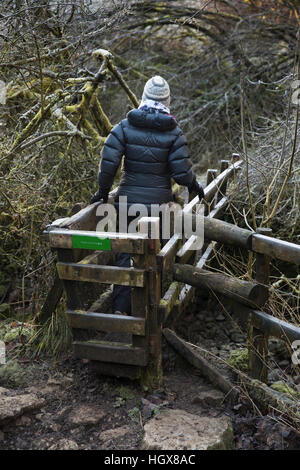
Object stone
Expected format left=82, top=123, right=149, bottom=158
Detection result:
left=0, top=391, right=45, bottom=425
left=68, top=404, right=106, bottom=426
left=100, top=425, right=130, bottom=443
left=192, top=389, right=225, bottom=407
left=142, top=409, right=233, bottom=450
left=47, top=378, right=62, bottom=386
left=49, top=439, right=79, bottom=450
left=48, top=422, right=61, bottom=432
left=230, top=332, right=245, bottom=343
left=15, top=415, right=31, bottom=427
left=268, top=369, right=283, bottom=383
left=216, top=314, right=225, bottom=321
left=0, top=430, right=4, bottom=441
left=293, top=375, right=300, bottom=385
left=141, top=398, right=158, bottom=420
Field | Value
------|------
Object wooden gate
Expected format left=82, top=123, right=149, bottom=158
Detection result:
left=48, top=217, right=162, bottom=385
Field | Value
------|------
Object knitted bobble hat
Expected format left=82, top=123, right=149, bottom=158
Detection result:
left=141, top=76, right=170, bottom=107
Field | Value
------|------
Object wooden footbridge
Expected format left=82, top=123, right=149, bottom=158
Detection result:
left=43, top=154, right=300, bottom=388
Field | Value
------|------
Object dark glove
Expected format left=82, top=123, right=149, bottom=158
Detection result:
left=188, top=178, right=205, bottom=201
left=90, top=187, right=109, bottom=204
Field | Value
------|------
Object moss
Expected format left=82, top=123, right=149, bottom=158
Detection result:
left=207, top=422, right=234, bottom=450
left=117, top=385, right=135, bottom=400
left=270, top=381, right=300, bottom=398
left=0, top=359, right=37, bottom=388
left=0, top=303, right=10, bottom=315
left=128, top=407, right=140, bottom=423
left=3, top=326, right=33, bottom=343
left=227, top=348, right=248, bottom=372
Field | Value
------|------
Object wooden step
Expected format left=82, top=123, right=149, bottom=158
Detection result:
left=73, top=340, right=148, bottom=366
left=67, top=310, right=145, bottom=336
left=57, top=262, right=145, bottom=287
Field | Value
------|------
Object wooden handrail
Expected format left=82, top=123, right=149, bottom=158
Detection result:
left=252, top=233, right=300, bottom=265
left=183, top=159, right=242, bottom=214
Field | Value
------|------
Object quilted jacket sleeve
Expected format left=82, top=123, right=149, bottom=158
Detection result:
left=98, top=122, right=125, bottom=193
left=168, top=128, right=195, bottom=188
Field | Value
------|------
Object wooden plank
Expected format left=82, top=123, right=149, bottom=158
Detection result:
left=50, top=229, right=147, bottom=254
left=232, top=302, right=300, bottom=344
left=252, top=233, right=300, bottom=265
left=163, top=328, right=238, bottom=399
left=59, top=189, right=118, bottom=231
left=78, top=250, right=114, bottom=266
left=73, top=340, right=148, bottom=366
left=67, top=310, right=145, bottom=335
left=177, top=283, right=195, bottom=313
left=57, top=262, right=145, bottom=287
left=196, top=241, right=217, bottom=269
left=78, top=251, right=103, bottom=264
left=156, top=233, right=181, bottom=271
left=209, top=196, right=229, bottom=219
left=60, top=202, right=99, bottom=231
left=89, top=286, right=113, bottom=313
left=183, top=160, right=242, bottom=214
left=159, top=281, right=181, bottom=323
left=251, top=309, right=300, bottom=344
left=176, top=235, right=198, bottom=265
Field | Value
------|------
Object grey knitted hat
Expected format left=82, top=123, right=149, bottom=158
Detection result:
left=142, top=76, right=170, bottom=107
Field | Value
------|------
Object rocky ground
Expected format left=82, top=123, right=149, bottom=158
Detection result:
left=1, top=310, right=300, bottom=450
left=0, top=289, right=300, bottom=450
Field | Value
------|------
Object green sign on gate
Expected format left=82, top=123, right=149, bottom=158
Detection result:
left=72, top=234, right=111, bottom=251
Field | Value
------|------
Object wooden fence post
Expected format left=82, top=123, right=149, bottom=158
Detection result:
left=217, top=160, right=230, bottom=202
left=138, top=217, right=162, bottom=388
left=248, top=227, right=272, bottom=383
left=231, top=153, right=240, bottom=179
left=205, top=169, right=218, bottom=216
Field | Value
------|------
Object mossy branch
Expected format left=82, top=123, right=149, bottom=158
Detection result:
left=93, top=48, right=139, bottom=108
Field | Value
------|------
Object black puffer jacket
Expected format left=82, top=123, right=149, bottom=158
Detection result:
left=98, top=108, right=196, bottom=205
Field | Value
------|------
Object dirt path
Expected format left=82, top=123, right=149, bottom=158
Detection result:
left=1, top=285, right=299, bottom=450
left=0, top=340, right=299, bottom=450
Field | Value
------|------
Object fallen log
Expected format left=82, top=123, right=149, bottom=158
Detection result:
left=163, top=328, right=237, bottom=400
left=163, top=329, right=300, bottom=417
left=173, top=264, right=269, bottom=308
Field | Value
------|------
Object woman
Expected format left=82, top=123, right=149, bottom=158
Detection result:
left=91, top=76, right=204, bottom=314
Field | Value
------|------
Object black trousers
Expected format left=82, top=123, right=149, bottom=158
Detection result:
left=112, top=209, right=165, bottom=314
left=112, top=252, right=132, bottom=314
